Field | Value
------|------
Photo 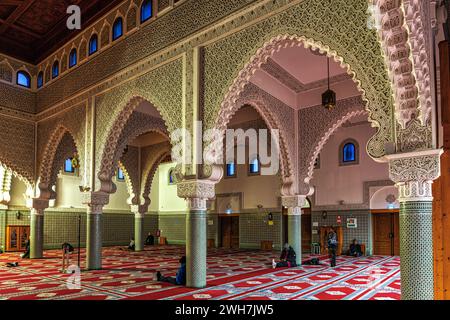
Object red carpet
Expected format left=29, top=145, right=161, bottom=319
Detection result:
left=0, top=246, right=400, bottom=300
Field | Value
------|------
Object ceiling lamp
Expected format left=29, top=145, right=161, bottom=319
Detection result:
left=322, top=57, right=336, bottom=110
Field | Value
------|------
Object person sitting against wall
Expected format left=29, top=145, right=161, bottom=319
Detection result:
left=145, top=232, right=154, bottom=246
left=348, top=239, right=363, bottom=257
left=272, top=243, right=297, bottom=268
left=156, top=256, right=186, bottom=286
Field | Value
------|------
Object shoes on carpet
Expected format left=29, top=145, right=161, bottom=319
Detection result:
left=272, top=259, right=276, bottom=269
left=156, top=271, right=162, bottom=281
left=6, top=262, right=19, bottom=267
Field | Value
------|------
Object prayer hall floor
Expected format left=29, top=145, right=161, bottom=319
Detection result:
left=0, top=245, right=400, bottom=300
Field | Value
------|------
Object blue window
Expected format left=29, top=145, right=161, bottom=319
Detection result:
left=52, top=61, right=59, bottom=79
left=249, top=157, right=260, bottom=174
left=226, top=162, right=236, bottom=177
left=69, top=49, right=77, bottom=68
left=140, top=0, right=153, bottom=22
left=117, top=168, right=125, bottom=181
left=169, top=169, right=175, bottom=184
left=343, top=143, right=356, bottom=163
left=16, top=71, right=31, bottom=88
left=112, top=18, right=123, bottom=41
left=37, top=72, right=43, bottom=88
left=89, top=35, right=98, bottom=55
left=64, top=158, right=75, bottom=173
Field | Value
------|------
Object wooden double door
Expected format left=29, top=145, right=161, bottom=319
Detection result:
left=220, top=216, right=239, bottom=249
left=6, top=225, right=30, bottom=252
left=372, top=211, right=400, bottom=256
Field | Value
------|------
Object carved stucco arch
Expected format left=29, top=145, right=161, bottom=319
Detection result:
left=38, top=125, right=79, bottom=200
left=228, top=90, right=294, bottom=195
left=97, top=102, right=169, bottom=194
left=0, top=160, right=33, bottom=191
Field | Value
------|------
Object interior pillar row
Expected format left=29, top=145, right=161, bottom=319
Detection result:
left=388, top=150, right=442, bottom=300
left=30, top=198, right=49, bottom=259
left=131, top=205, right=147, bottom=252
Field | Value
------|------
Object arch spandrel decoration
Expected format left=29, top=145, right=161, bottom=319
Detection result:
left=38, top=125, right=80, bottom=199
left=298, top=97, right=367, bottom=195
left=203, top=0, right=395, bottom=162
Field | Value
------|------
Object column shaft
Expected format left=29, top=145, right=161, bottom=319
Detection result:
left=399, top=201, right=434, bottom=300
left=134, top=215, right=144, bottom=251
left=86, top=212, right=102, bottom=270
left=186, top=209, right=207, bottom=288
left=287, top=210, right=301, bottom=266
left=30, top=210, right=44, bottom=259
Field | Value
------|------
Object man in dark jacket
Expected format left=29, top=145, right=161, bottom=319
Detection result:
left=272, top=243, right=297, bottom=268
left=327, top=228, right=338, bottom=267
left=156, top=256, right=186, bottom=285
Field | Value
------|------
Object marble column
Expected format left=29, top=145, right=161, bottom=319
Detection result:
left=83, top=192, right=109, bottom=270
left=282, top=195, right=305, bottom=266
left=131, top=205, right=147, bottom=252
left=30, top=199, right=49, bottom=259
left=177, top=179, right=216, bottom=289
left=388, top=150, right=442, bottom=300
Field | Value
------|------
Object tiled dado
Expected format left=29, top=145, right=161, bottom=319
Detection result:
left=0, top=210, right=158, bottom=250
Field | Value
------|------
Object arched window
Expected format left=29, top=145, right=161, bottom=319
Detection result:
left=16, top=71, right=31, bottom=88
left=89, top=34, right=98, bottom=55
left=117, top=168, right=125, bottom=181
left=226, top=162, right=236, bottom=177
left=140, top=0, right=153, bottom=23
left=249, top=157, right=260, bottom=175
left=64, top=158, right=75, bottom=173
left=37, top=71, right=44, bottom=88
left=112, top=17, right=123, bottom=41
left=52, top=61, right=59, bottom=79
left=69, top=49, right=77, bottom=68
left=340, top=139, right=359, bottom=166
left=168, top=169, right=176, bottom=185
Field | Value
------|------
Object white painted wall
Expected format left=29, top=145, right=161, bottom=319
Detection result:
left=311, top=122, right=390, bottom=206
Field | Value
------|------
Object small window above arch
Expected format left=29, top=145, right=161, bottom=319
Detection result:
left=69, top=49, right=77, bottom=68
left=89, top=34, right=98, bottom=55
left=64, top=158, right=75, bottom=173
left=141, top=0, right=153, bottom=23
left=112, top=17, right=123, bottom=41
left=226, top=161, right=236, bottom=178
left=16, top=71, right=31, bottom=88
left=248, top=156, right=260, bottom=175
left=37, top=71, right=44, bottom=88
left=117, top=168, right=125, bottom=181
left=340, top=139, right=359, bottom=166
left=52, top=61, right=59, bottom=79
left=168, top=168, right=176, bottom=185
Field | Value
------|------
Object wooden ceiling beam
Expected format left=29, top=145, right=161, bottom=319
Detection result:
left=0, top=0, right=36, bottom=34
left=0, top=18, right=41, bottom=38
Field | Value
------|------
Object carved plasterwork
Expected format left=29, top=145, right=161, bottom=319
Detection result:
left=82, top=191, right=110, bottom=214
left=281, top=195, right=306, bottom=210
left=97, top=110, right=169, bottom=194
left=204, top=0, right=395, bottom=163
left=388, top=149, right=442, bottom=202
left=177, top=180, right=216, bottom=201
left=298, top=96, right=368, bottom=195
left=118, top=145, right=139, bottom=204
left=38, top=126, right=79, bottom=199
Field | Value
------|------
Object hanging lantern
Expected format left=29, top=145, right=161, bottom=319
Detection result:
left=322, top=57, right=336, bottom=110
left=71, top=153, right=80, bottom=169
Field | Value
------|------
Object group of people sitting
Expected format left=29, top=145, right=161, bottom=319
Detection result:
left=124, top=232, right=156, bottom=251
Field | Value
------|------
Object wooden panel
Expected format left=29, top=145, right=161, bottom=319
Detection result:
left=319, top=226, right=343, bottom=256
left=373, top=213, right=392, bottom=256
left=220, top=217, right=239, bottom=249
left=301, top=211, right=312, bottom=252
left=5, top=225, right=29, bottom=252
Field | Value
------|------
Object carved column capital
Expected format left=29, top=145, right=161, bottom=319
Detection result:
left=31, top=198, right=49, bottom=214
left=82, top=192, right=109, bottom=214
left=387, top=149, right=443, bottom=202
left=282, top=195, right=306, bottom=209
left=131, top=204, right=148, bottom=218
left=177, top=179, right=217, bottom=211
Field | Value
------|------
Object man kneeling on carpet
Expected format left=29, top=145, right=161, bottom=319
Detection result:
left=156, top=256, right=186, bottom=285
left=272, top=243, right=297, bottom=268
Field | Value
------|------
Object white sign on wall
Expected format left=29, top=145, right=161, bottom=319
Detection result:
left=347, top=218, right=357, bottom=229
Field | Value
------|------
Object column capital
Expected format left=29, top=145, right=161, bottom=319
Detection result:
left=82, top=192, right=109, bottom=214
left=131, top=204, right=148, bottom=217
left=177, top=179, right=216, bottom=201
left=387, top=149, right=443, bottom=202
left=282, top=195, right=306, bottom=208
left=31, top=198, right=49, bottom=213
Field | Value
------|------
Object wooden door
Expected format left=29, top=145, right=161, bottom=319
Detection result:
left=6, top=226, right=30, bottom=252
left=221, top=216, right=239, bottom=249
left=372, top=211, right=400, bottom=256
left=319, top=226, right=343, bottom=256
left=301, top=210, right=312, bottom=252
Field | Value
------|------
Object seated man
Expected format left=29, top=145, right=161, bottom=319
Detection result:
left=128, top=238, right=135, bottom=251
left=272, top=243, right=297, bottom=268
left=156, top=256, right=186, bottom=286
left=145, top=232, right=154, bottom=246
left=348, top=239, right=363, bottom=257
